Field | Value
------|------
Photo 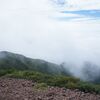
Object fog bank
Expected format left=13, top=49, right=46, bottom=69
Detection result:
left=0, top=0, right=100, bottom=71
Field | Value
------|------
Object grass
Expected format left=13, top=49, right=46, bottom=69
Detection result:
left=33, top=83, right=48, bottom=91
left=0, top=69, right=100, bottom=94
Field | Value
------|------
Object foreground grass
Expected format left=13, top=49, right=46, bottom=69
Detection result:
left=0, top=69, right=100, bottom=94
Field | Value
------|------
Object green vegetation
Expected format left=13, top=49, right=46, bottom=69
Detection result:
left=82, top=62, right=100, bottom=83
left=0, top=69, right=100, bottom=94
left=34, top=83, right=48, bottom=91
left=0, top=51, right=100, bottom=94
left=0, top=51, right=71, bottom=76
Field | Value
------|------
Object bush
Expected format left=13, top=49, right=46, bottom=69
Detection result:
left=48, top=76, right=69, bottom=87
left=33, top=83, right=48, bottom=90
left=66, top=82, right=78, bottom=89
left=78, top=82, right=96, bottom=93
left=0, top=70, right=7, bottom=76
left=0, top=69, right=100, bottom=94
left=0, top=69, right=16, bottom=77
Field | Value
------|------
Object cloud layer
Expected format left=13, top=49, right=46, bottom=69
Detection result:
left=0, top=0, right=100, bottom=67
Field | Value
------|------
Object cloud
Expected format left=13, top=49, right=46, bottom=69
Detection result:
left=51, top=0, right=100, bottom=21
left=0, top=0, right=100, bottom=66
left=51, top=0, right=66, bottom=5
left=61, top=0, right=100, bottom=10
left=60, top=10, right=100, bottom=21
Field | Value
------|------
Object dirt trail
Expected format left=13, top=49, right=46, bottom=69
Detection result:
left=0, top=77, right=100, bottom=100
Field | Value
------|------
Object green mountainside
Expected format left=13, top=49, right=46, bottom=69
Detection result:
left=0, top=51, right=100, bottom=93
left=0, top=51, right=70, bottom=75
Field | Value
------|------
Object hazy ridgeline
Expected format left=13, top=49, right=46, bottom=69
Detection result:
left=62, top=61, right=100, bottom=83
left=0, top=51, right=100, bottom=84
left=0, top=0, right=100, bottom=84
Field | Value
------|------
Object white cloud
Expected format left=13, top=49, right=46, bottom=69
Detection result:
left=0, top=0, right=100, bottom=66
left=52, top=0, right=100, bottom=10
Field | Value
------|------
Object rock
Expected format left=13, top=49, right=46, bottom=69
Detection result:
left=0, top=77, right=100, bottom=100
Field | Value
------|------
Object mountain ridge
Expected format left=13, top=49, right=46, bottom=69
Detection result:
left=0, top=51, right=71, bottom=76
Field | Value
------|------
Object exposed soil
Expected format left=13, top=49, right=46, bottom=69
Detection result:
left=0, top=77, right=100, bottom=100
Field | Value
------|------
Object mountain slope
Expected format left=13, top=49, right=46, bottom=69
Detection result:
left=0, top=51, right=70, bottom=75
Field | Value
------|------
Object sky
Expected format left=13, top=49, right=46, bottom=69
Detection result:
left=0, top=0, right=100, bottom=66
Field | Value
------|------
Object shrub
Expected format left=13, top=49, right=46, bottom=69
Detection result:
left=33, top=83, right=48, bottom=90
left=0, top=69, right=16, bottom=77
left=0, top=70, right=7, bottom=76
left=66, top=82, right=78, bottom=89
left=78, top=82, right=96, bottom=93
left=0, top=69, right=100, bottom=94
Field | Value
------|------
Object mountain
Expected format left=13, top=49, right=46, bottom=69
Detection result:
left=82, top=62, right=100, bottom=83
left=0, top=51, right=71, bottom=75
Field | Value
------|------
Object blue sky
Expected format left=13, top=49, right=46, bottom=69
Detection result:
left=0, top=0, right=100, bottom=67
left=61, top=10, right=100, bottom=21
left=51, top=0, right=100, bottom=21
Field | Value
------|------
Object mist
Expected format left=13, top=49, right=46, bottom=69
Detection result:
left=0, top=0, right=100, bottom=80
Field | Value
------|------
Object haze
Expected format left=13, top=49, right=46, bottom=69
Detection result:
left=0, top=0, right=100, bottom=67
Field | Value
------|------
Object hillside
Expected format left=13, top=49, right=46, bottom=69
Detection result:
left=0, top=58, right=100, bottom=99
left=0, top=77, right=100, bottom=100
left=0, top=51, right=70, bottom=75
